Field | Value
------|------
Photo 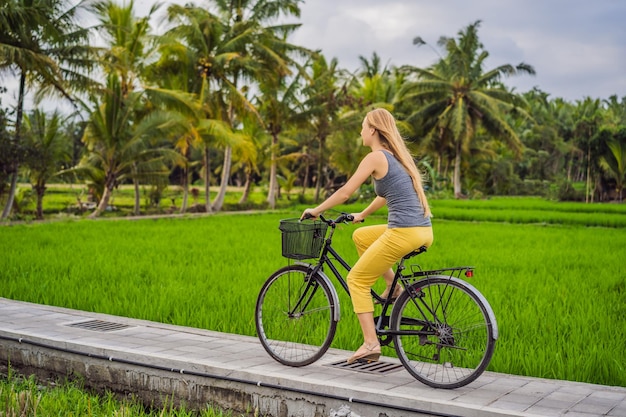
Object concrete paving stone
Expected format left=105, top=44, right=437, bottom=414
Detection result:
left=589, top=390, right=626, bottom=401
left=492, top=392, right=541, bottom=409
left=391, top=384, right=461, bottom=401
left=128, top=344, right=173, bottom=354
left=608, top=403, right=626, bottom=416
left=201, top=338, right=239, bottom=349
left=558, top=383, right=596, bottom=396
left=456, top=388, right=509, bottom=407
left=256, top=364, right=327, bottom=379
left=210, top=342, right=256, bottom=354
left=513, top=380, right=561, bottom=396
left=127, top=331, right=172, bottom=341
left=170, top=344, right=212, bottom=354
left=156, top=348, right=207, bottom=360
left=525, top=399, right=572, bottom=415
left=216, top=356, right=269, bottom=369
left=521, top=405, right=566, bottom=416
left=544, top=390, right=589, bottom=404
left=487, top=399, right=533, bottom=412
left=363, top=373, right=418, bottom=389
left=571, top=394, right=621, bottom=415
left=479, top=379, right=528, bottom=395
left=141, top=341, right=192, bottom=351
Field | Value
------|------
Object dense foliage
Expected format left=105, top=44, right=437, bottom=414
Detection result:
left=1, top=1, right=625, bottom=221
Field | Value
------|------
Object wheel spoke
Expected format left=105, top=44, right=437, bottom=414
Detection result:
left=392, top=277, right=495, bottom=388
left=256, top=265, right=337, bottom=367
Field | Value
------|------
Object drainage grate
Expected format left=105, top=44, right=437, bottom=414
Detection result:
left=326, top=360, right=404, bottom=375
left=66, top=319, right=133, bottom=332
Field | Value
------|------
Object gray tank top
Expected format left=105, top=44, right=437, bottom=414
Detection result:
left=373, top=150, right=431, bottom=228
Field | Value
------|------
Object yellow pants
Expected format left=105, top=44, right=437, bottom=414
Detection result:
left=347, top=224, right=434, bottom=313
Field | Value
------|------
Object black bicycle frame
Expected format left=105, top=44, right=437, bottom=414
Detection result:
left=290, top=222, right=474, bottom=342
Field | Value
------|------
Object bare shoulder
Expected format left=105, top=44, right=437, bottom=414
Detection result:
left=361, top=150, right=388, bottom=179
left=363, top=150, right=388, bottom=165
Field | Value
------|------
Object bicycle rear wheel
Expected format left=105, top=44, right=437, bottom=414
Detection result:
left=255, top=264, right=337, bottom=366
left=391, top=276, right=496, bottom=389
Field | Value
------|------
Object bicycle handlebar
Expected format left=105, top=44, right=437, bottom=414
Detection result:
left=301, top=211, right=355, bottom=225
left=320, top=213, right=355, bottom=225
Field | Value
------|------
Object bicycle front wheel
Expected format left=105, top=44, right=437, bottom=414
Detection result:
left=391, top=276, right=496, bottom=389
left=255, top=264, right=337, bottom=367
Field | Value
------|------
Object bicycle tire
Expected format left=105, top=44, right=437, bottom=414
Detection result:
left=390, top=276, right=496, bottom=389
left=255, top=264, right=337, bottom=366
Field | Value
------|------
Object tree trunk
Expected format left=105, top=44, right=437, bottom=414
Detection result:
left=180, top=164, right=189, bottom=213
left=453, top=142, right=463, bottom=198
left=566, top=152, right=573, bottom=182
left=89, top=174, right=115, bottom=219
left=34, top=183, right=45, bottom=220
left=266, top=133, right=279, bottom=209
left=301, top=155, right=310, bottom=198
left=2, top=174, right=19, bottom=220
left=212, top=146, right=232, bottom=212
left=585, top=145, right=591, bottom=204
left=314, top=136, right=325, bottom=203
left=133, top=164, right=140, bottom=216
left=239, top=171, right=252, bottom=204
left=203, top=145, right=212, bottom=213
left=1, top=72, right=26, bottom=220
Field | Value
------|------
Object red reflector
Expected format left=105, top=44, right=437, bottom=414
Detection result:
left=465, top=270, right=473, bottom=278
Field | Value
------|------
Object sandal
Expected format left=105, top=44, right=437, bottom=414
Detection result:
left=347, top=343, right=381, bottom=364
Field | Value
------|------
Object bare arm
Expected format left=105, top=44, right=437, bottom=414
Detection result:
left=302, top=151, right=386, bottom=219
left=351, top=196, right=386, bottom=223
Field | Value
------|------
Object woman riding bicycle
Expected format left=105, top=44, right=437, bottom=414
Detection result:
left=301, top=107, right=433, bottom=364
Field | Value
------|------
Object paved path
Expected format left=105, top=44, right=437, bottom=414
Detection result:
left=0, top=297, right=624, bottom=417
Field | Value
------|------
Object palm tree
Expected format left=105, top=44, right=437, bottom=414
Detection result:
left=146, top=27, right=205, bottom=213
left=354, top=51, right=403, bottom=107
left=571, top=97, right=606, bottom=202
left=518, top=89, right=572, bottom=183
left=0, top=92, right=16, bottom=201
left=0, top=0, right=95, bottom=219
left=399, top=20, right=535, bottom=197
left=256, top=64, right=306, bottom=208
left=78, top=73, right=186, bottom=218
left=207, top=0, right=307, bottom=211
left=93, top=0, right=163, bottom=214
left=604, top=95, right=626, bottom=126
left=21, top=108, right=72, bottom=219
left=235, top=113, right=266, bottom=205
left=598, top=128, right=626, bottom=202
left=162, top=4, right=252, bottom=213
left=301, top=55, right=353, bottom=201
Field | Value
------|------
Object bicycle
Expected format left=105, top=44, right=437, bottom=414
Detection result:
left=255, top=213, right=498, bottom=389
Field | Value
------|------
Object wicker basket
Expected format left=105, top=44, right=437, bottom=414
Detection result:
left=279, top=218, right=328, bottom=260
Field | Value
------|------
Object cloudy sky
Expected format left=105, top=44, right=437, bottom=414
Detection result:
left=2, top=0, right=625, bottom=109
left=282, top=0, right=626, bottom=101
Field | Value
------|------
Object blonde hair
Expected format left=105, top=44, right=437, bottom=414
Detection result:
left=365, top=108, right=431, bottom=218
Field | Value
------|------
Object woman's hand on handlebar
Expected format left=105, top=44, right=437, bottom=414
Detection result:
left=350, top=212, right=366, bottom=223
left=300, top=208, right=319, bottom=221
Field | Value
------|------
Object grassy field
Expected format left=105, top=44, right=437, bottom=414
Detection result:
left=1, top=196, right=625, bottom=388
left=0, top=369, right=244, bottom=416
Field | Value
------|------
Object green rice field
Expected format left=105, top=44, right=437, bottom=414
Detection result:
left=0, top=369, right=242, bottom=416
left=1, top=197, right=625, bottom=387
